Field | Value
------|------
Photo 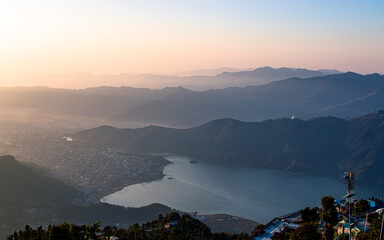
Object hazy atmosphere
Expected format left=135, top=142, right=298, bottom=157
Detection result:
left=1, top=1, right=384, bottom=240
left=1, top=0, right=383, bottom=87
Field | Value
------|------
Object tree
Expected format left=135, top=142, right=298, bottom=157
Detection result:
left=338, top=233, right=349, bottom=240
left=300, top=207, right=319, bottom=222
left=6, top=212, right=257, bottom=240
left=354, top=199, right=370, bottom=215
left=356, top=232, right=369, bottom=240
left=354, top=213, right=383, bottom=240
left=322, top=223, right=335, bottom=240
left=289, top=222, right=321, bottom=240
left=320, top=196, right=338, bottom=224
left=321, top=196, right=335, bottom=209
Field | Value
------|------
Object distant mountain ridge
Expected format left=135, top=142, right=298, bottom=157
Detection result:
left=74, top=111, right=384, bottom=185
left=1, top=72, right=384, bottom=127
left=177, top=67, right=255, bottom=76
left=15, top=66, right=337, bottom=90
left=217, top=66, right=330, bottom=79
left=119, top=72, right=384, bottom=127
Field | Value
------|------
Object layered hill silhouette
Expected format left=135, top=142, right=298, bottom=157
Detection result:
left=120, top=72, right=384, bottom=126
left=1, top=72, right=383, bottom=127
left=74, top=111, right=384, bottom=185
left=0, top=155, right=171, bottom=238
left=18, top=67, right=332, bottom=90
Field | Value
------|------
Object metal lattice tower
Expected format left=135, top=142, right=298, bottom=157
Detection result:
left=343, top=172, right=355, bottom=240
left=346, top=172, right=355, bottom=196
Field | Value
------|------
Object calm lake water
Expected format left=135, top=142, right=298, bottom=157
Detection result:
left=101, top=154, right=383, bottom=223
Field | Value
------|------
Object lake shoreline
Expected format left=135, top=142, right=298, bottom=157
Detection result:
left=101, top=154, right=383, bottom=223
left=95, top=156, right=173, bottom=200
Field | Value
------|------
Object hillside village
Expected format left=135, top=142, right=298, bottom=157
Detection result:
left=250, top=173, right=384, bottom=240
left=250, top=197, right=383, bottom=240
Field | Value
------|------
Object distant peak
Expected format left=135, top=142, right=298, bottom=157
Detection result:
left=256, top=66, right=274, bottom=70
left=373, top=110, right=384, bottom=115
left=198, top=118, right=243, bottom=129
left=95, top=125, right=119, bottom=131
left=367, top=73, right=382, bottom=77
left=317, top=69, right=342, bottom=75
left=163, top=86, right=194, bottom=93
left=343, top=71, right=361, bottom=76
left=0, top=155, right=17, bottom=164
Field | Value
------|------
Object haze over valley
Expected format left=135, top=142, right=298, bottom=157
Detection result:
left=1, top=1, right=384, bottom=239
left=2, top=71, right=384, bottom=239
left=1, top=71, right=384, bottom=127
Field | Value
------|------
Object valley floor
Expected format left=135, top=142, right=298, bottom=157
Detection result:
left=0, top=116, right=170, bottom=202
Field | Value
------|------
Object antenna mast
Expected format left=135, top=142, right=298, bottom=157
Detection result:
left=344, top=172, right=355, bottom=240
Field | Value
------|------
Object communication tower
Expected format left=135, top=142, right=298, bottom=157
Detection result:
left=344, top=171, right=355, bottom=199
left=343, top=171, right=355, bottom=240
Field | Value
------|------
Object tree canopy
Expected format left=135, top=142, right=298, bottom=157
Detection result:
left=320, top=196, right=338, bottom=224
left=7, top=213, right=248, bottom=240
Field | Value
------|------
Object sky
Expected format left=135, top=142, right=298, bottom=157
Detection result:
left=0, top=0, right=383, bottom=85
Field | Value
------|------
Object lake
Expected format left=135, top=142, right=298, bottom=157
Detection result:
left=101, top=154, right=383, bottom=223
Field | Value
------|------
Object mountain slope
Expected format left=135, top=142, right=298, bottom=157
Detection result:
left=0, top=155, right=78, bottom=207
left=2, top=72, right=383, bottom=128
left=0, top=155, right=79, bottom=237
left=74, top=111, right=384, bottom=184
left=121, top=72, right=384, bottom=127
left=0, top=155, right=172, bottom=238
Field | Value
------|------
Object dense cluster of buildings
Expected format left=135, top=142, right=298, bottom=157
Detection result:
left=334, top=198, right=383, bottom=239
left=250, top=194, right=383, bottom=239
left=0, top=122, right=169, bottom=200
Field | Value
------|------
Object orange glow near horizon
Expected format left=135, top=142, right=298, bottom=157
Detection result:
left=0, top=1, right=383, bottom=87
